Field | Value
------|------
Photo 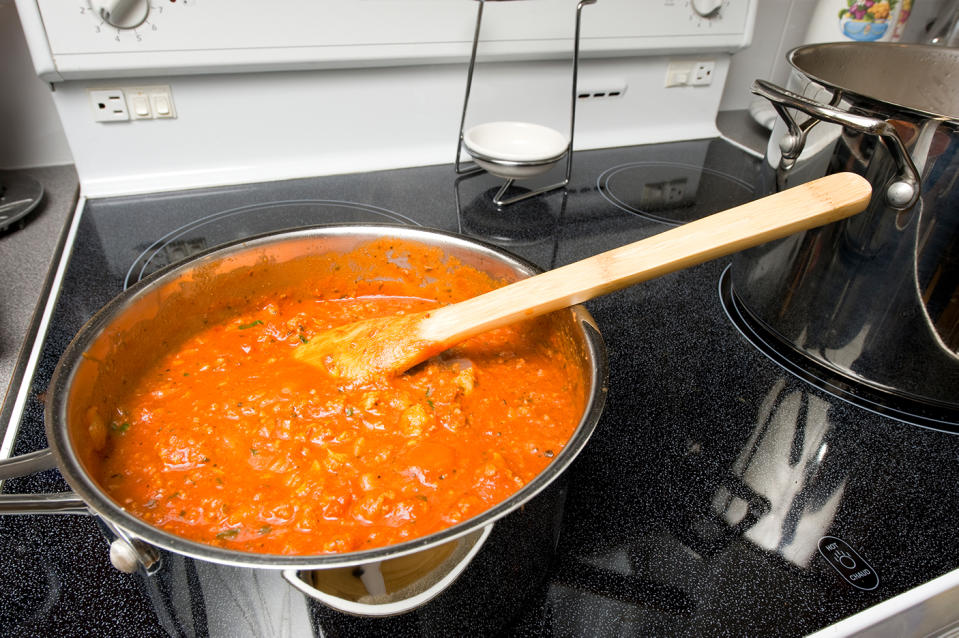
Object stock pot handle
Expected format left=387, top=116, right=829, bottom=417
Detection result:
left=0, top=447, right=89, bottom=514
left=0, top=447, right=57, bottom=479
left=282, top=524, right=493, bottom=617
left=752, top=79, right=920, bottom=210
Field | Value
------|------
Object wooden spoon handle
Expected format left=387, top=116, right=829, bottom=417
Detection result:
left=420, top=172, right=872, bottom=345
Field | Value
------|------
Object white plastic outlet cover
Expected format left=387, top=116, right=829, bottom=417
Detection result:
left=89, top=89, right=130, bottom=122
left=690, top=61, right=715, bottom=85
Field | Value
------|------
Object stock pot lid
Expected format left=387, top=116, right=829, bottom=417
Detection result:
left=789, top=43, right=959, bottom=121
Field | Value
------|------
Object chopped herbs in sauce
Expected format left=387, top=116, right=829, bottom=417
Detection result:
left=92, top=238, right=586, bottom=556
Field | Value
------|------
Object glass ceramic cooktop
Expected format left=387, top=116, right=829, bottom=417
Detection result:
left=2, top=139, right=958, bottom=637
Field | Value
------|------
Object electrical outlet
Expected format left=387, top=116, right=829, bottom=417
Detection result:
left=89, top=89, right=130, bottom=122
left=690, top=61, right=715, bottom=86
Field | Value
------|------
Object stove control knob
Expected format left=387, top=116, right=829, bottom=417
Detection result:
left=89, top=0, right=149, bottom=29
left=691, top=0, right=723, bottom=18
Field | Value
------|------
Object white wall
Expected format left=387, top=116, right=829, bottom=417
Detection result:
left=720, top=0, right=948, bottom=111
left=0, top=0, right=72, bottom=168
left=721, top=0, right=818, bottom=112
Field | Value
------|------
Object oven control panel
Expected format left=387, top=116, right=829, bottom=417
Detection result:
left=18, top=0, right=755, bottom=80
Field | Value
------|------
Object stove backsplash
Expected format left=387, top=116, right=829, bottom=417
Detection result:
left=15, top=0, right=756, bottom=196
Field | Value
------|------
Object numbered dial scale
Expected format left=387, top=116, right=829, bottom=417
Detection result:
left=80, top=0, right=191, bottom=43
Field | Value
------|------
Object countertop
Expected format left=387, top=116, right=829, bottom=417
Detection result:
left=0, top=165, right=78, bottom=422
left=716, top=108, right=770, bottom=159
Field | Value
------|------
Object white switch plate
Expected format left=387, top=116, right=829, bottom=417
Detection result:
left=124, top=85, right=177, bottom=119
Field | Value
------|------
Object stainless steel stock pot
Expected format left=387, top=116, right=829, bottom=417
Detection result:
left=0, top=224, right=608, bottom=617
left=734, top=43, right=959, bottom=416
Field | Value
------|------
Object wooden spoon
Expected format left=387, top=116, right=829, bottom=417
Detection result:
left=295, top=172, right=872, bottom=382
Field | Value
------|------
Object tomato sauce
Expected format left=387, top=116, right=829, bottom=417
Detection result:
left=90, top=239, right=587, bottom=555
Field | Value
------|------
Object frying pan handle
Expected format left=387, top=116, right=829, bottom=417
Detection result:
left=282, top=524, right=493, bottom=616
left=0, top=447, right=89, bottom=514
left=752, top=79, right=920, bottom=210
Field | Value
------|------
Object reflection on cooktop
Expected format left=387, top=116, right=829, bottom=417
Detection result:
left=597, top=161, right=755, bottom=225
left=720, top=267, right=959, bottom=434
left=124, top=200, right=417, bottom=287
left=457, top=186, right=561, bottom=247
left=0, top=172, right=45, bottom=234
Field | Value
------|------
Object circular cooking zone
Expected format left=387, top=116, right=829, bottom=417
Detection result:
left=597, top=161, right=755, bottom=225
left=123, top=200, right=419, bottom=288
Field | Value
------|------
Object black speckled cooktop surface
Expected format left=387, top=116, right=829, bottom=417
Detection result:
left=2, top=139, right=957, bottom=637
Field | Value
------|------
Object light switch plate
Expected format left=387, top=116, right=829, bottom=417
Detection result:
left=124, top=85, right=177, bottom=119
